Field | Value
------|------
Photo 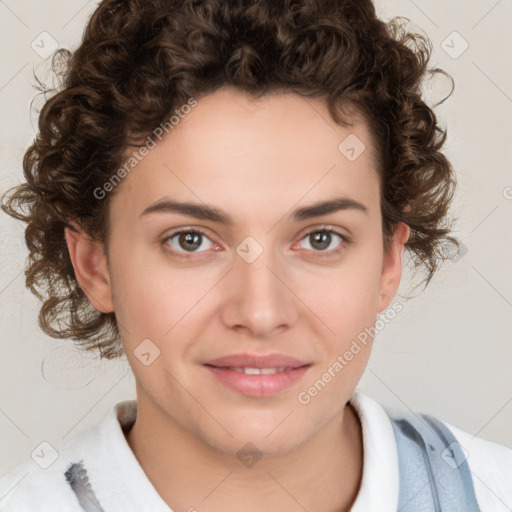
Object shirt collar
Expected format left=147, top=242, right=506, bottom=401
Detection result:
left=348, top=389, right=399, bottom=511
left=102, top=390, right=399, bottom=511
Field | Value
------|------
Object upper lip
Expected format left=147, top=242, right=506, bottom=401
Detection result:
left=204, top=353, right=311, bottom=369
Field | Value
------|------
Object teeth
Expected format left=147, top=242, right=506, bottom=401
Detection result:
left=229, top=367, right=289, bottom=375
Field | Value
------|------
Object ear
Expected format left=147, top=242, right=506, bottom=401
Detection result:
left=376, top=221, right=410, bottom=314
left=64, top=222, right=114, bottom=313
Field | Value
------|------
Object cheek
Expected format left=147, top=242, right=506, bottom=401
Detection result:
left=108, top=247, right=216, bottom=343
left=107, top=247, right=169, bottom=338
left=304, top=252, right=383, bottom=336
left=296, top=264, right=381, bottom=408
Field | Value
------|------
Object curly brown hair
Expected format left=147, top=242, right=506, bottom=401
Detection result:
left=2, top=0, right=459, bottom=359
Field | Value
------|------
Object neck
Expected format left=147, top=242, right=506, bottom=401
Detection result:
left=125, top=396, right=363, bottom=512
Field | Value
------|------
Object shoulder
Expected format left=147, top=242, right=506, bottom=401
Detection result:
left=350, top=390, right=512, bottom=512
left=443, top=420, right=512, bottom=512
left=0, top=450, right=86, bottom=511
left=0, top=400, right=135, bottom=511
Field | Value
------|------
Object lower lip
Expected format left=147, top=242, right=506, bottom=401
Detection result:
left=204, top=365, right=311, bottom=397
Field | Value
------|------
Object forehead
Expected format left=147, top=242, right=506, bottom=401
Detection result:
left=165, top=86, right=378, bottom=174
left=112, top=87, right=381, bottom=226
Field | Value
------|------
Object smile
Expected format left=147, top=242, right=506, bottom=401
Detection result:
left=204, top=364, right=311, bottom=396
left=229, top=367, right=291, bottom=374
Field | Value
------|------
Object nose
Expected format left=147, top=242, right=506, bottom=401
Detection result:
left=220, top=243, right=299, bottom=338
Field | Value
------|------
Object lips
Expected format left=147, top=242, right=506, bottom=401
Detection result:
left=204, top=353, right=310, bottom=369
left=203, top=353, right=312, bottom=397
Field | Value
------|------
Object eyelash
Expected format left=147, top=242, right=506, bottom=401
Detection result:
left=162, top=226, right=349, bottom=260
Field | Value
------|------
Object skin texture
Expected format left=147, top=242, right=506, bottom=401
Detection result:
left=65, top=86, right=409, bottom=511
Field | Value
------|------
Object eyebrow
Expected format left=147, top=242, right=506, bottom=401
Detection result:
left=139, top=197, right=368, bottom=225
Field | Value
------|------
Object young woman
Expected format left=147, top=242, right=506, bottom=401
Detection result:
left=1, top=0, right=510, bottom=510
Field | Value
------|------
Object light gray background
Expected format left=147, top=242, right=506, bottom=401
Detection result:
left=0, top=0, right=511, bottom=477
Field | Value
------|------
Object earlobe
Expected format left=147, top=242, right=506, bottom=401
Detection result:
left=64, top=222, right=114, bottom=313
left=377, top=222, right=410, bottom=313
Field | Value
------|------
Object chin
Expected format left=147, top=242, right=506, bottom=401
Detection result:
left=200, top=417, right=311, bottom=459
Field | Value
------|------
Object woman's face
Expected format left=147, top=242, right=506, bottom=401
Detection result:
left=90, top=86, right=408, bottom=455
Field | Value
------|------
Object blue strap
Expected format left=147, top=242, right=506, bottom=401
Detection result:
left=390, top=413, right=481, bottom=511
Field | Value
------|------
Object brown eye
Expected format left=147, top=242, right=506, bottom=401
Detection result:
left=309, top=231, right=333, bottom=251
left=178, top=232, right=202, bottom=251
left=164, top=230, right=214, bottom=253
left=298, top=229, right=345, bottom=253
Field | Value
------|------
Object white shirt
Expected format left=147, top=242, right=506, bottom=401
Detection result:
left=1, top=390, right=511, bottom=511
